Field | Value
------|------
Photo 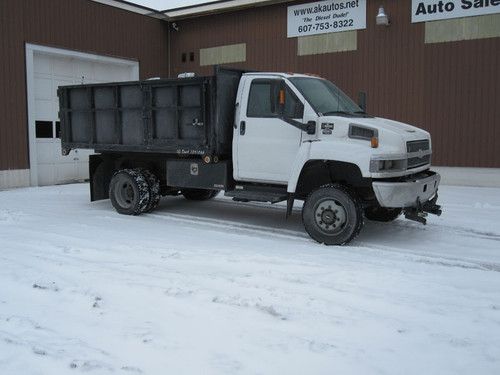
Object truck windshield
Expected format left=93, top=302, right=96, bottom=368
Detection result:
left=289, top=77, right=364, bottom=116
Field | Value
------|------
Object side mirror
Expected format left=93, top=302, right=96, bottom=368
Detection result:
left=306, top=121, right=316, bottom=135
left=358, top=91, right=367, bottom=112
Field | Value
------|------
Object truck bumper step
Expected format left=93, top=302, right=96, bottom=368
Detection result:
left=225, top=190, right=287, bottom=204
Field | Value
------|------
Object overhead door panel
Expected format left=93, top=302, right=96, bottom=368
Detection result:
left=33, top=50, right=138, bottom=186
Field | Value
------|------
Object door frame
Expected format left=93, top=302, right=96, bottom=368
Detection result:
left=25, top=43, right=140, bottom=186
left=235, top=75, right=305, bottom=184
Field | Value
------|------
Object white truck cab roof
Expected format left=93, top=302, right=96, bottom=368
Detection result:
left=243, top=72, right=318, bottom=80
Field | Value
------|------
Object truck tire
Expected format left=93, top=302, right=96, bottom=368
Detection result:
left=302, top=184, right=364, bottom=246
left=141, top=169, right=161, bottom=213
left=364, top=206, right=402, bottom=222
left=182, top=189, right=219, bottom=201
left=109, top=169, right=150, bottom=215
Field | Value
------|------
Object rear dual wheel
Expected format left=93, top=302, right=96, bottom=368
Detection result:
left=141, top=170, right=161, bottom=213
left=109, top=168, right=160, bottom=215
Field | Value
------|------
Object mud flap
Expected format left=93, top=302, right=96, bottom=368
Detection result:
left=286, top=194, right=294, bottom=219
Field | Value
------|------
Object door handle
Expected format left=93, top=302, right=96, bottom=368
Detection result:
left=240, top=121, right=246, bottom=135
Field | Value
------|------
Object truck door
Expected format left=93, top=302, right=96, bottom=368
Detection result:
left=234, top=77, right=304, bottom=184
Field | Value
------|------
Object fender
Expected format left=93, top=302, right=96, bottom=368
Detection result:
left=287, top=140, right=372, bottom=193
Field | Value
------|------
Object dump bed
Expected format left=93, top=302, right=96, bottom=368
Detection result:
left=58, top=67, right=243, bottom=158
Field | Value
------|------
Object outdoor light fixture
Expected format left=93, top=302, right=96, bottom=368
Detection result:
left=376, top=6, right=390, bottom=26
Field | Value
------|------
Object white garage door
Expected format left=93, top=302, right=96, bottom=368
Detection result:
left=33, top=51, right=138, bottom=186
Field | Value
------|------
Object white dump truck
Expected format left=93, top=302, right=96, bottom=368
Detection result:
left=58, top=67, right=442, bottom=245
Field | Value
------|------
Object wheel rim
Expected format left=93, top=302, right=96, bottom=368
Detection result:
left=314, top=198, right=347, bottom=234
left=115, top=175, right=135, bottom=209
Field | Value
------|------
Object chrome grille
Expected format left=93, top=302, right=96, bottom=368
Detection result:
left=407, top=154, right=431, bottom=169
left=407, top=139, right=430, bottom=153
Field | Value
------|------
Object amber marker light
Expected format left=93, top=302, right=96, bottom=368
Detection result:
left=279, top=89, right=285, bottom=105
left=371, top=136, right=379, bottom=148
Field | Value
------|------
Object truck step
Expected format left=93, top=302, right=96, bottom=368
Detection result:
left=225, top=190, right=287, bottom=204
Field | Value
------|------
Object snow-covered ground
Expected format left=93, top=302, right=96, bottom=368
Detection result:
left=0, top=183, right=499, bottom=375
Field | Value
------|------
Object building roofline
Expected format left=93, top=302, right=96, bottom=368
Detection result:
left=160, top=0, right=227, bottom=13
left=89, top=0, right=292, bottom=21
left=89, top=0, right=167, bottom=19
left=163, top=0, right=292, bottom=20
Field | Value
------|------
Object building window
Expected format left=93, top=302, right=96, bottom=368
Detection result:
left=35, top=121, right=53, bottom=138
left=181, top=53, right=186, bottom=63
left=189, top=52, right=195, bottom=62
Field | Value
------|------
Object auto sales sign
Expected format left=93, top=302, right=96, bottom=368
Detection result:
left=287, top=0, right=366, bottom=38
left=412, top=0, right=500, bottom=22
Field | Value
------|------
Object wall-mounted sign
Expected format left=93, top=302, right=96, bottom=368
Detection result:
left=287, top=0, right=366, bottom=38
left=412, top=0, right=500, bottom=23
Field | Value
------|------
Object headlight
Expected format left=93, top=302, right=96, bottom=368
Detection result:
left=349, top=124, right=379, bottom=148
left=348, top=124, right=378, bottom=140
left=370, top=158, right=407, bottom=173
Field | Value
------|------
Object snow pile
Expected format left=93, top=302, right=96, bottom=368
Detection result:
left=0, top=184, right=499, bottom=374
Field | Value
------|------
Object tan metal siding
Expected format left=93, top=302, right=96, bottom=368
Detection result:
left=0, top=0, right=169, bottom=171
left=425, top=14, right=500, bottom=44
left=297, top=31, right=357, bottom=56
left=170, top=0, right=500, bottom=168
left=200, top=43, right=246, bottom=66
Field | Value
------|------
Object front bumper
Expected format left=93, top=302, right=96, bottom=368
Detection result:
left=372, top=171, right=441, bottom=208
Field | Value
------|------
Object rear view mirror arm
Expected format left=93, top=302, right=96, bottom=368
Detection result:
left=281, top=116, right=316, bottom=135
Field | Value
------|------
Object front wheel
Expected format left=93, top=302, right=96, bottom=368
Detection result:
left=302, top=184, right=364, bottom=245
left=182, top=189, right=219, bottom=201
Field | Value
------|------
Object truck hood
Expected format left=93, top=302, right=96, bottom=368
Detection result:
left=335, top=116, right=429, bottom=139
left=361, top=117, right=427, bottom=137
left=315, top=115, right=431, bottom=155
left=317, top=115, right=430, bottom=141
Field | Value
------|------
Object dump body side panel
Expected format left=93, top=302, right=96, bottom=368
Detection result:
left=58, top=68, right=245, bottom=159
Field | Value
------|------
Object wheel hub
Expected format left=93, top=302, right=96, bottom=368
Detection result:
left=123, top=184, right=134, bottom=203
left=315, top=199, right=347, bottom=233
left=115, top=177, right=135, bottom=208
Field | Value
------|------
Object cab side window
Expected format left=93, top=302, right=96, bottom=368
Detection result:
left=247, top=80, right=279, bottom=118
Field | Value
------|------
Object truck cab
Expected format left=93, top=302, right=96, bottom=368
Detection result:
left=230, top=72, right=441, bottom=243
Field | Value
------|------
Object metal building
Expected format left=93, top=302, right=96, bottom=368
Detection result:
left=166, top=0, right=500, bottom=185
left=0, top=0, right=168, bottom=188
left=1, top=0, right=499, bottom=189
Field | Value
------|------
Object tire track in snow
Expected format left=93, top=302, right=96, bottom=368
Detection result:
left=195, top=197, right=500, bottom=242
left=148, top=211, right=308, bottom=241
left=355, top=242, right=500, bottom=273
left=148, top=210, right=500, bottom=273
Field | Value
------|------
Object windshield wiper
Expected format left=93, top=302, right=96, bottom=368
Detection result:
left=322, top=110, right=354, bottom=116
left=352, top=110, right=373, bottom=118
left=322, top=110, right=372, bottom=118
